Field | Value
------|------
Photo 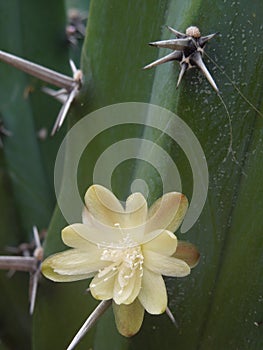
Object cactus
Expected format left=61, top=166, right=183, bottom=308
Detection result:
left=0, top=0, right=262, bottom=349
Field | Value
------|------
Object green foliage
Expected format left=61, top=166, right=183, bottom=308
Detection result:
left=0, top=1, right=69, bottom=348
left=0, top=0, right=262, bottom=349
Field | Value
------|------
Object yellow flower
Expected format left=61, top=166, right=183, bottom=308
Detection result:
left=42, top=185, right=199, bottom=337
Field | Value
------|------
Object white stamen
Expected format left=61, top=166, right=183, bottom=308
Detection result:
left=94, top=223, right=145, bottom=297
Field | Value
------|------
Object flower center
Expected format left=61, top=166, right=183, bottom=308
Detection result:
left=97, top=243, right=144, bottom=294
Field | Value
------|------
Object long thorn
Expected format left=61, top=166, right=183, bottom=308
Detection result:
left=69, top=59, right=78, bottom=75
left=29, top=226, right=43, bottom=315
left=0, top=256, right=37, bottom=272
left=0, top=49, right=75, bottom=90
left=149, top=38, right=191, bottom=51
left=143, top=51, right=182, bottom=70
left=67, top=300, right=111, bottom=350
left=166, top=307, right=178, bottom=328
left=51, top=85, right=78, bottom=135
left=33, top=226, right=41, bottom=249
left=166, top=26, right=186, bottom=38
left=192, top=51, right=219, bottom=93
left=42, top=87, right=68, bottom=103
left=177, top=63, right=187, bottom=88
left=199, top=32, right=219, bottom=46
left=29, top=267, right=41, bottom=315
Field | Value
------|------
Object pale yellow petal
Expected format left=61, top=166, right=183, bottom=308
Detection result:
left=143, top=250, right=190, bottom=277
left=142, top=230, right=177, bottom=256
left=42, top=269, right=93, bottom=282
left=125, top=193, right=148, bottom=227
left=42, top=253, right=95, bottom=282
left=173, top=241, right=200, bottom=268
left=113, top=266, right=142, bottom=305
left=138, top=268, right=167, bottom=314
left=41, top=249, right=107, bottom=278
left=113, top=273, right=135, bottom=305
left=66, top=223, right=125, bottom=246
left=124, top=268, right=143, bottom=305
left=84, top=185, right=125, bottom=227
left=82, top=206, right=93, bottom=225
left=62, top=225, right=98, bottom=249
left=146, top=192, right=188, bottom=233
left=89, top=271, right=115, bottom=300
left=113, top=299, right=144, bottom=337
left=42, top=258, right=94, bottom=282
left=63, top=223, right=107, bottom=244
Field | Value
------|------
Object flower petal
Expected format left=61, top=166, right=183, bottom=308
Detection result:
left=125, top=192, right=148, bottom=227
left=142, top=230, right=177, bottom=256
left=113, top=299, right=144, bottom=337
left=84, top=185, right=124, bottom=227
left=64, top=223, right=105, bottom=243
left=62, top=225, right=98, bottom=249
left=90, top=271, right=115, bottom=300
left=113, top=272, right=135, bottom=305
left=138, top=268, right=167, bottom=314
left=173, top=241, right=200, bottom=268
left=66, top=223, right=126, bottom=246
left=41, top=249, right=107, bottom=281
left=82, top=206, right=94, bottom=225
left=41, top=259, right=94, bottom=282
left=146, top=192, right=188, bottom=233
left=143, top=250, right=190, bottom=277
left=41, top=268, right=93, bottom=282
left=125, top=269, right=143, bottom=305
left=113, top=267, right=142, bottom=305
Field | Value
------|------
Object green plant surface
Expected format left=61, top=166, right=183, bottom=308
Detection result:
left=66, top=0, right=90, bottom=13
left=0, top=0, right=69, bottom=234
left=129, top=1, right=263, bottom=350
left=33, top=1, right=169, bottom=349
left=0, top=153, right=31, bottom=349
left=0, top=1, right=69, bottom=349
left=35, top=0, right=262, bottom=349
